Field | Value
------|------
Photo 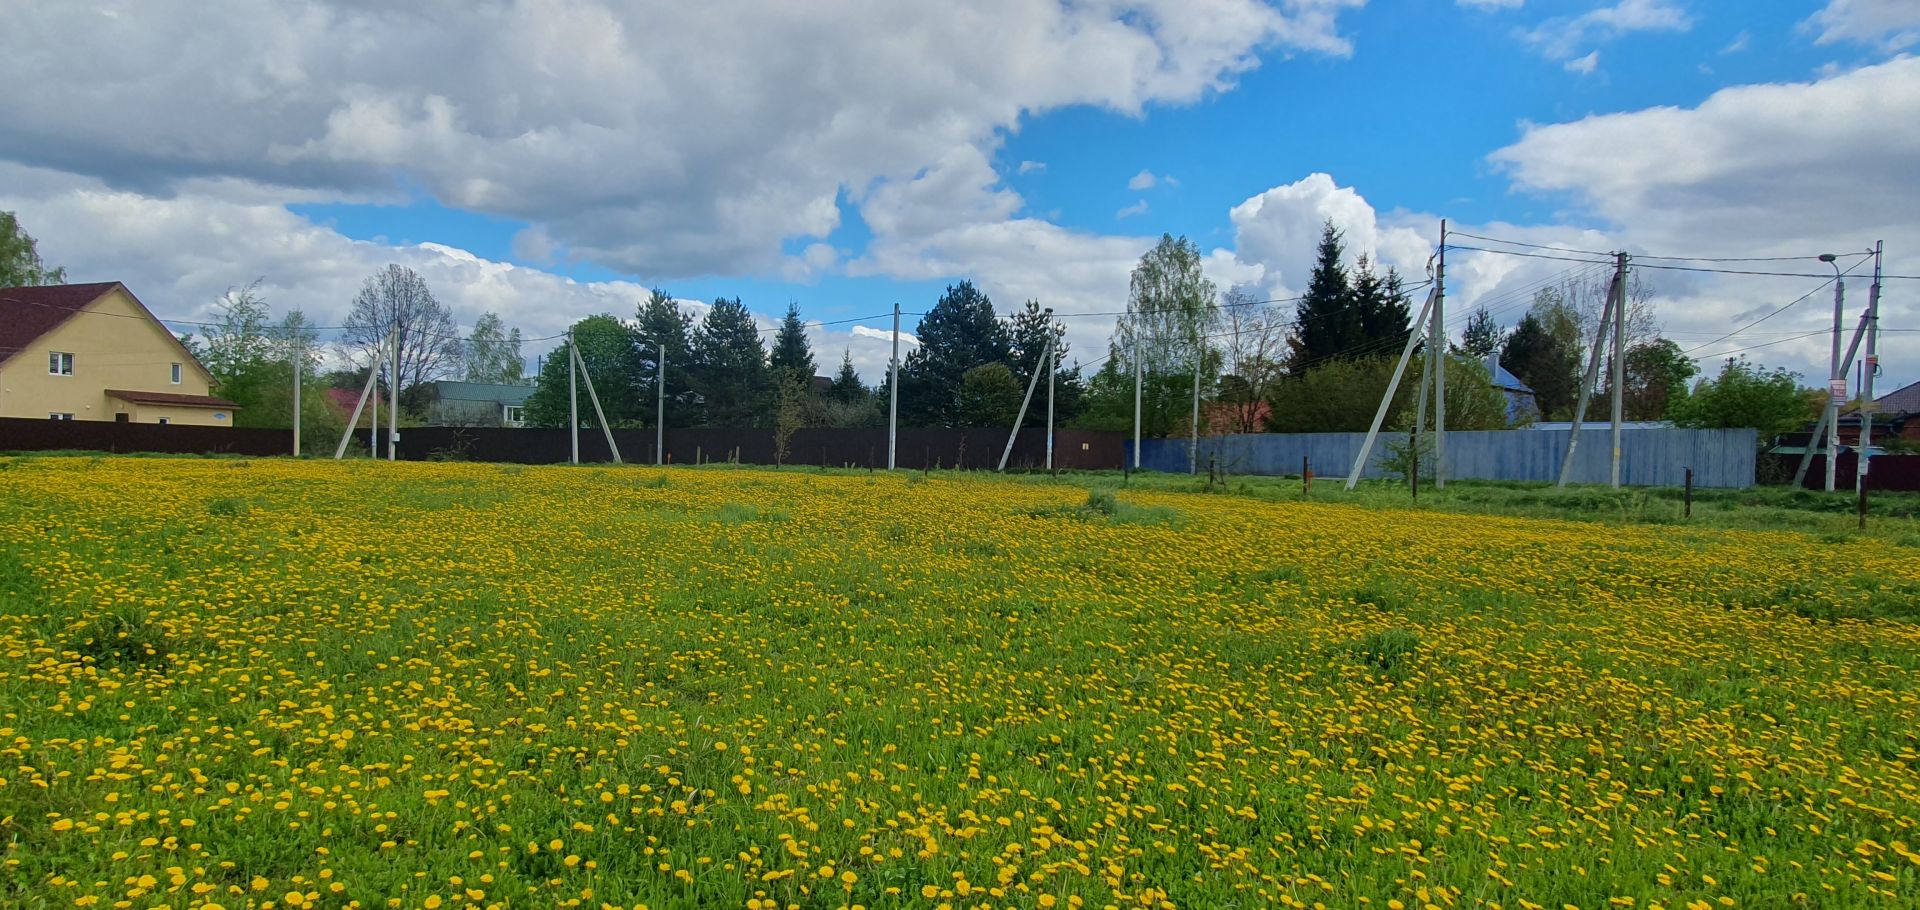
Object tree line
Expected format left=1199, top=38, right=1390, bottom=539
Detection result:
left=0, top=209, right=1829, bottom=446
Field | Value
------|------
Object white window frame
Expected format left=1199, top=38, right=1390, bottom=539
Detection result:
left=170, top=362, right=183, bottom=384
left=503, top=405, right=525, bottom=426
left=49, top=352, right=74, bottom=376
left=49, top=412, right=74, bottom=420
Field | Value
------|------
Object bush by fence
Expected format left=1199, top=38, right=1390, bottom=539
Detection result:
left=0, top=417, right=293, bottom=456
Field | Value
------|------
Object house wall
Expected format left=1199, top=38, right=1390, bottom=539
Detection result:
left=0, top=287, right=227, bottom=426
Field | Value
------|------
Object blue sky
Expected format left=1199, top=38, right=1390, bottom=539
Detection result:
left=3, top=1, right=1915, bottom=387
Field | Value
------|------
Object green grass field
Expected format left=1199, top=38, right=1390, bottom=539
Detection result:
left=1, top=456, right=1917, bottom=910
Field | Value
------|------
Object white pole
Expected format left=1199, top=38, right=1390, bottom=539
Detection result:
left=1132, top=311, right=1144, bottom=469
left=887, top=303, right=900, bottom=470
left=291, top=337, right=301, bottom=457
left=1556, top=261, right=1623, bottom=487
left=1794, top=310, right=1872, bottom=488
left=387, top=325, right=399, bottom=461
left=1826, top=275, right=1845, bottom=492
left=1860, top=241, right=1882, bottom=495
left=1346, top=287, right=1437, bottom=489
left=369, top=360, right=379, bottom=457
left=1188, top=341, right=1201, bottom=475
left=1045, top=338, right=1056, bottom=472
left=1433, top=219, right=1447, bottom=489
left=333, top=346, right=383, bottom=459
left=656, top=341, right=666, bottom=466
left=573, top=342, right=622, bottom=463
left=998, top=314, right=1052, bottom=472
left=1610, top=252, right=1628, bottom=489
left=568, top=329, right=579, bottom=465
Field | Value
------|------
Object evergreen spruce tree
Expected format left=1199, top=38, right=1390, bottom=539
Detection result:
left=635, top=289, right=699, bottom=427
left=1289, top=220, right=1361, bottom=372
left=828, top=350, right=866, bottom=403
left=898, top=281, right=1012, bottom=426
left=689, top=297, right=773, bottom=426
left=1460, top=306, right=1504, bottom=358
left=769, top=302, right=816, bottom=381
left=1351, top=256, right=1413, bottom=358
left=1500, top=312, right=1580, bottom=420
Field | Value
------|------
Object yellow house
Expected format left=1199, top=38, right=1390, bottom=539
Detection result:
left=0, top=282, right=238, bottom=426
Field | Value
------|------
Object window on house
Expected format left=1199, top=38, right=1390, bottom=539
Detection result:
left=49, top=412, right=74, bottom=420
left=503, top=406, right=525, bottom=425
left=157, top=417, right=171, bottom=426
left=49, top=352, right=75, bottom=375
left=170, top=363, right=182, bottom=384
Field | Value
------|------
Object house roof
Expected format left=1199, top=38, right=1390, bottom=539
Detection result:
left=426, top=380, right=535, bottom=403
left=0, top=282, right=125, bottom=367
left=0, top=282, right=214, bottom=381
left=1873, top=379, right=1920, bottom=416
left=1481, top=353, right=1533, bottom=394
left=106, top=389, right=241, bottom=409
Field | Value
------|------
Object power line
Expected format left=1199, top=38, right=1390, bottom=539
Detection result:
left=1447, top=230, right=1852, bottom=264
left=1443, top=243, right=1878, bottom=279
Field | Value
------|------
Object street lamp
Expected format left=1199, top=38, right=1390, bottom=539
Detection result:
left=1818, top=254, right=1843, bottom=493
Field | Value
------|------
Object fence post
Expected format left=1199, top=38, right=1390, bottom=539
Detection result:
left=1684, top=467, right=1693, bottom=519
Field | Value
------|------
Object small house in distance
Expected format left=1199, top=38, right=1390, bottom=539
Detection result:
left=420, top=380, right=534, bottom=427
left=0, top=282, right=237, bottom=425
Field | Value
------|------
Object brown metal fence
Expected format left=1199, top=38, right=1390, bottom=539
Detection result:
left=0, top=417, right=292, bottom=456
left=390, top=426, right=1127, bottom=470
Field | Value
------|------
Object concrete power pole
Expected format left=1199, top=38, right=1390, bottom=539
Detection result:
left=1347, top=287, right=1439, bottom=489
left=1046, top=339, right=1057, bottom=472
left=998, top=313, right=1052, bottom=472
left=1557, top=259, right=1624, bottom=487
left=888, top=303, right=900, bottom=470
left=388, top=325, right=399, bottom=461
left=656, top=342, right=666, bottom=465
left=291, top=337, right=301, bottom=458
left=1860, top=241, right=1883, bottom=500
left=1826, top=270, right=1846, bottom=493
left=1610, top=251, right=1628, bottom=489
left=1188, top=340, right=1201, bottom=475
left=1132, top=311, right=1144, bottom=470
left=568, top=329, right=579, bottom=466
left=1433, top=220, right=1447, bottom=489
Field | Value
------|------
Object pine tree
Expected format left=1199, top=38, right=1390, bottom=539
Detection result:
left=898, top=281, right=1011, bottom=426
left=1352, top=258, right=1412, bottom=355
left=635, top=289, right=699, bottom=427
left=1289, top=220, right=1361, bottom=372
left=1500, top=311, right=1580, bottom=420
left=1460, top=306, right=1504, bottom=358
left=689, top=297, right=773, bottom=427
left=828, top=350, right=866, bottom=403
left=769, top=302, right=816, bottom=381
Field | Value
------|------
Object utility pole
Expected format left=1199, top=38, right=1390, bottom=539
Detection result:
left=1347, top=287, right=1438, bottom=489
left=568, top=329, right=579, bottom=466
left=333, top=342, right=385, bottom=459
left=1045, top=338, right=1057, bottom=472
left=1557, top=258, right=1623, bottom=487
left=1860, top=241, right=1883, bottom=508
left=369, top=359, right=379, bottom=457
left=998, top=313, right=1052, bottom=472
left=656, top=342, right=666, bottom=466
left=388, top=325, right=399, bottom=461
left=887, top=303, right=901, bottom=470
left=1132, top=311, right=1144, bottom=470
left=1188, top=339, right=1202, bottom=475
left=1793, top=309, right=1871, bottom=488
left=572, top=342, right=622, bottom=463
left=291, top=336, right=302, bottom=457
left=1826, top=261, right=1846, bottom=493
left=1609, top=251, right=1628, bottom=489
left=1433, top=220, right=1447, bottom=489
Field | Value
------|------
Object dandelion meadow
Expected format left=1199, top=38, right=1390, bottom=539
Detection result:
left=2, top=456, right=1918, bottom=910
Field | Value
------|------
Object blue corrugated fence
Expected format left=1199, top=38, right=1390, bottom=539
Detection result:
left=1135, top=428, right=1756, bottom=488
